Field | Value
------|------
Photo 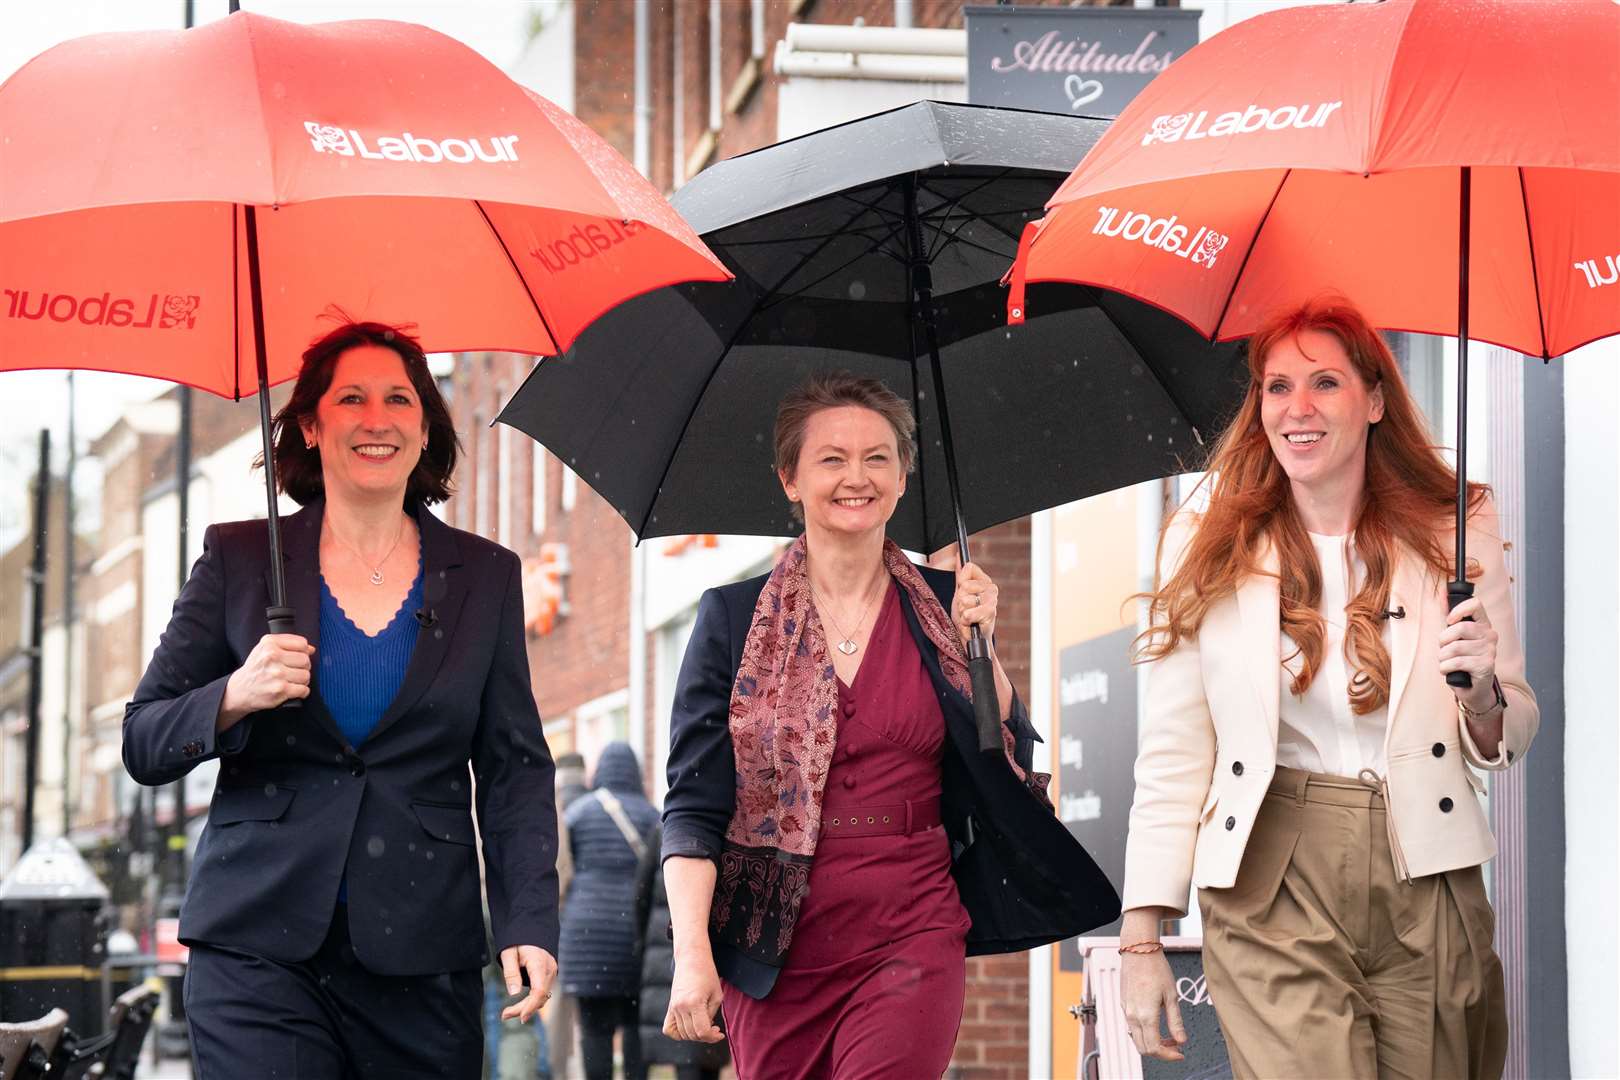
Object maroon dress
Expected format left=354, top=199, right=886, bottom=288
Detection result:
left=721, top=581, right=972, bottom=1079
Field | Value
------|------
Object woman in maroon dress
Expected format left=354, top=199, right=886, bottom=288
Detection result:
left=656, top=373, right=1116, bottom=1078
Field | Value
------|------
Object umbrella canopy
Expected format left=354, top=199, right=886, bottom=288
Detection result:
left=1011, top=0, right=1620, bottom=359
left=496, top=101, right=1248, bottom=554
left=0, top=11, right=729, bottom=396
left=1009, top=0, right=1620, bottom=688
left=0, top=11, right=728, bottom=633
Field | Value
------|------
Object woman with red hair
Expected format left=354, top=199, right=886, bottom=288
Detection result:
left=1118, top=299, right=1536, bottom=1078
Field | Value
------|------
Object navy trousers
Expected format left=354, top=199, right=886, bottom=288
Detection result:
left=185, top=907, right=482, bottom=1079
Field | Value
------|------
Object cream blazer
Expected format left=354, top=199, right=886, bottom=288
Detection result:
left=1121, top=499, right=1538, bottom=916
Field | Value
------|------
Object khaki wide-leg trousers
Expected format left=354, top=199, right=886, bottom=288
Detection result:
left=1199, top=765, right=1507, bottom=1080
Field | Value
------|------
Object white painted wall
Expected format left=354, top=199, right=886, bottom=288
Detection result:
left=1561, top=334, right=1619, bottom=1079
left=777, top=77, right=964, bottom=141
left=508, top=1, right=575, bottom=114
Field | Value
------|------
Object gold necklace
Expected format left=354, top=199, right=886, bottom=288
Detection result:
left=811, top=573, right=885, bottom=656
left=328, top=517, right=406, bottom=586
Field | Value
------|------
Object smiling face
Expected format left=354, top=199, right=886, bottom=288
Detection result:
left=299, top=344, right=427, bottom=507
left=779, top=405, right=906, bottom=539
left=1259, top=328, right=1385, bottom=494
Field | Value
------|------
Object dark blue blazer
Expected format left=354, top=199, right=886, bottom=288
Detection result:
left=123, top=499, right=559, bottom=977
left=661, top=564, right=1120, bottom=996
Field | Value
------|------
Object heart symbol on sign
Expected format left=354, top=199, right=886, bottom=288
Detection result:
left=1065, top=74, right=1104, bottom=110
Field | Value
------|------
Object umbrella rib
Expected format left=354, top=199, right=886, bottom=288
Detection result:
left=753, top=218, right=911, bottom=314
left=473, top=199, right=563, bottom=352
left=1517, top=167, right=1550, bottom=360
left=637, top=199, right=882, bottom=537
left=915, top=171, right=1019, bottom=261
left=718, top=222, right=901, bottom=248
left=1211, top=169, right=1292, bottom=342
left=928, top=228, right=1017, bottom=265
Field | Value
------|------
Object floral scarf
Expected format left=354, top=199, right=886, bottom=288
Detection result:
left=710, top=535, right=1037, bottom=970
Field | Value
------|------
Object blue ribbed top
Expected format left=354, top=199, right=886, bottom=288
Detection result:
left=318, top=561, right=423, bottom=751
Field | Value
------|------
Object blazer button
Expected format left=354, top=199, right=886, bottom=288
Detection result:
left=1232, top=761, right=1244, bottom=776
left=1439, top=797, right=1454, bottom=813
left=1432, top=742, right=1446, bottom=758
left=842, top=775, right=856, bottom=790
left=842, top=701, right=856, bottom=718
left=1224, top=816, right=1236, bottom=831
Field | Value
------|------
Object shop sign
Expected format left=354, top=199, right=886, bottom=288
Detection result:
left=966, top=6, right=1201, bottom=118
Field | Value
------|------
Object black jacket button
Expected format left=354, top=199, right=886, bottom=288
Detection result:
left=1439, top=797, right=1454, bottom=813
left=1232, top=761, right=1244, bottom=776
left=1224, top=816, right=1236, bottom=831
left=1432, top=743, right=1446, bottom=758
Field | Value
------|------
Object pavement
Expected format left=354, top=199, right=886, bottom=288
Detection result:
left=134, top=1055, right=191, bottom=1079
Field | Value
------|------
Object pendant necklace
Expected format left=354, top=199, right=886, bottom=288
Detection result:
left=812, top=573, right=884, bottom=656
left=330, top=518, right=406, bottom=586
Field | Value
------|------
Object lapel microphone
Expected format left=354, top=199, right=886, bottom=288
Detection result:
left=414, top=608, right=438, bottom=628
left=1382, top=606, right=1406, bottom=620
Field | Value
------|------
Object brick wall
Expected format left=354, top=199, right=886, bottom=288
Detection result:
left=447, top=352, right=632, bottom=741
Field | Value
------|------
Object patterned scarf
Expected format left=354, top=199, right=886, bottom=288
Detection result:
left=711, top=535, right=1037, bottom=970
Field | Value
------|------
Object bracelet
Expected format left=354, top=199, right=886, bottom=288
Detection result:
left=1119, top=941, right=1164, bottom=955
left=1458, top=676, right=1507, bottom=720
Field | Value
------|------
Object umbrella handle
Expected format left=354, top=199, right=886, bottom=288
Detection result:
left=968, top=629, right=1002, bottom=753
left=1445, top=580, right=1474, bottom=690
left=266, top=605, right=304, bottom=709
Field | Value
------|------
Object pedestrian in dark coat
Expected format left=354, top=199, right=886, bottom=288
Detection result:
left=559, top=741, right=660, bottom=1080
left=635, top=827, right=729, bottom=1080
left=547, top=750, right=590, bottom=1080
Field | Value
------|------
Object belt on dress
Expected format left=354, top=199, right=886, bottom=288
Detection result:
left=819, top=796, right=942, bottom=839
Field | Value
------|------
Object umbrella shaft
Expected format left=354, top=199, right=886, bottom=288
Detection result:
left=901, top=176, right=972, bottom=564
left=1455, top=167, right=1471, bottom=578
left=244, top=204, right=289, bottom=611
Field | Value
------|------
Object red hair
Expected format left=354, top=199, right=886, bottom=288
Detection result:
left=1136, top=298, right=1486, bottom=714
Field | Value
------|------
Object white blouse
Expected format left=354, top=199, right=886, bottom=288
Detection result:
left=1277, top=532, right=1390, bottom=777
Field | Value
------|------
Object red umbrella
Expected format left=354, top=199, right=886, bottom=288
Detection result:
left=1009, top=0, right=1620, bottom=685
left=0, top=11, right=729, bottom=630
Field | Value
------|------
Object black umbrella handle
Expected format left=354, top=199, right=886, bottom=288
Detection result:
left=1445, top=580, right=1474, bottom=690
left=967, top=629, right=1002, bottom=754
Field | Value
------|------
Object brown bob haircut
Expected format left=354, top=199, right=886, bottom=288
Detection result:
left=265, top=321, right=460, bottom=506
left=774, top=371, right=917, bottom=523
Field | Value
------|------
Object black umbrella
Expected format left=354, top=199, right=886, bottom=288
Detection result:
left=497, top=101, right=1247, bottom=749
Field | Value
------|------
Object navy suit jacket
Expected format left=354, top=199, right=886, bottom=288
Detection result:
left=662, top=563, right=1120, bottom=996
left=123, top=499, right=559, bottom=976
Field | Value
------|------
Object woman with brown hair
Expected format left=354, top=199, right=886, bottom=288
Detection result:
left=123, top=321, right=559, bottom=1078
left=657, top=372, right=1117, bottom=1078
left=1118, top=298, right=1537, bottom=1078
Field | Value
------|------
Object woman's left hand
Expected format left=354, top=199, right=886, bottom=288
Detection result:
left=1438, top=596, right=1499, bottom=704
left=498, top=945, right=558, bottom=1023
left=953, top=562, right=998, bottom=645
